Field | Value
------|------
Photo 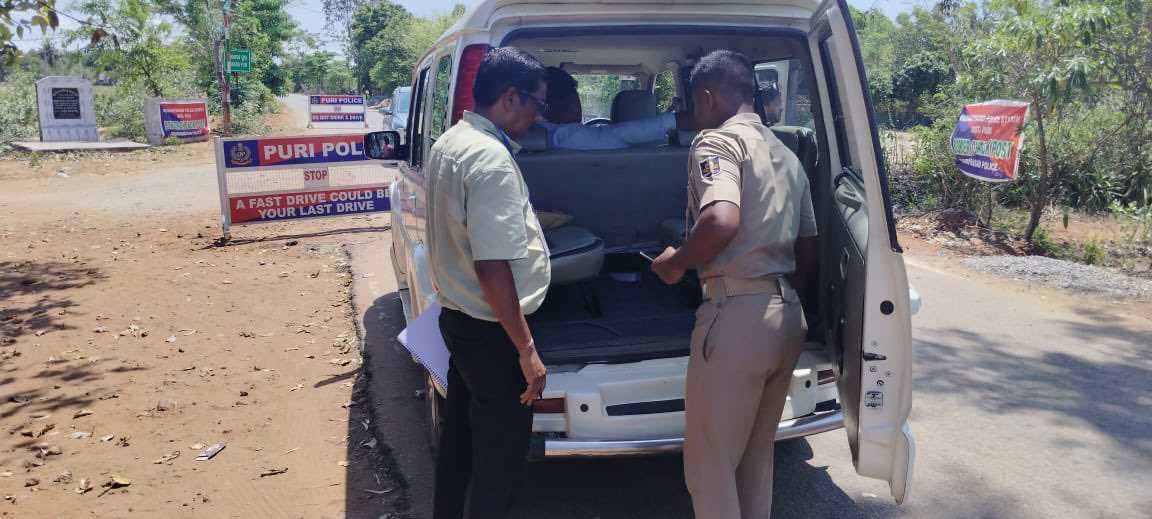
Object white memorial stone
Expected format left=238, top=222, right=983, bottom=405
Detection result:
left=36, top=76, right=98, bottom=142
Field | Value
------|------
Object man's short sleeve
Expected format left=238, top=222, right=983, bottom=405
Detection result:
left=465, top=167, right=529, bottom=261
left=798, top=176, right=818, bottom=238
left=690, top=135, right=742, bottom=210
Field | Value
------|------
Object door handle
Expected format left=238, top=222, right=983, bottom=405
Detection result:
left=835, top=187, right=863, bottom=210
left=839, top=250, right=849, bottom=280
left=406, top=194, right=417, bottom=201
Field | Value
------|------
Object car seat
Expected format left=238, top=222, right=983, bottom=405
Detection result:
left=543, top=225, right=605, bottom=317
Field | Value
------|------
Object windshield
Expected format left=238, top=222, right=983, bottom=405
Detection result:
left=393, top=91, right=411, bottom=113
left=572, top=74, right=640, bottom=123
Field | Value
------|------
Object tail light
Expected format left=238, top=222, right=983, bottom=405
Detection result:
left=532, top=398, right=565, bottom=414
left=452, top=44, right=490, bottom=125
left=817, top=369, right=836, bottom=385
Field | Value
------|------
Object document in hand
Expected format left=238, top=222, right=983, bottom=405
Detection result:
left=396, top=302, right=450, bottom=390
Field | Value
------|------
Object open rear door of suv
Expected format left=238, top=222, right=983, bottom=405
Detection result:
left=810, top=0, right=915, bottom=504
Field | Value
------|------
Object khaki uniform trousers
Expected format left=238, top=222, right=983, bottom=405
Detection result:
left=684, top=276, right=807, bottom=519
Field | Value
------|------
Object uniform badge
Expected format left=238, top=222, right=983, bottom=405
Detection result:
left=699, top=156, right=721, bottom=180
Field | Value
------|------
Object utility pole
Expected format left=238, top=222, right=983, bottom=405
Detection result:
left=221, top=0, right=232, bottom=135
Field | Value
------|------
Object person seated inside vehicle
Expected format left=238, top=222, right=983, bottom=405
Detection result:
left=760, top=83, right=782, bottom=126
left=537, top=67, right=697, bottom=150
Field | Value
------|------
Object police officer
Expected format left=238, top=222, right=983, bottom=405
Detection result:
left=652, top=50, right=818, bottom=518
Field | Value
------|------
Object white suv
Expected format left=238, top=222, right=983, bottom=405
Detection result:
left=368, top=0, right=917, bottom=504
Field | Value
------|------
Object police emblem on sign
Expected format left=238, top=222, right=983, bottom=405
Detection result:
left=229, top=142, right=253, bottom=166
left=700, top=156, right=721, bottom=180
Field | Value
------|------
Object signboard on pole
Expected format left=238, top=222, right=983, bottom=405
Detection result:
left=35, top=76, right=98, bottom=142
left=951, top=100, right=1030, bottom=182
left=214, top=133, right=393, bottom=238
left=228, top=49, right=251, bottom=73
left=145, top=98, right=211, bottom=145
left=308, top=95, right=367, bottom=129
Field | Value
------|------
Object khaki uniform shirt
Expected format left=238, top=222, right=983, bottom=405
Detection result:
left=425, top=111, right=551, bottom=322
left=688, top=112, right=817, bottom=279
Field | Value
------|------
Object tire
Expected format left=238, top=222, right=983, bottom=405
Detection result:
left=426, top=373, right=446, bottom=459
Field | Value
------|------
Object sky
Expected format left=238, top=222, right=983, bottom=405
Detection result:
left=13, top=0, right=917, bottom=55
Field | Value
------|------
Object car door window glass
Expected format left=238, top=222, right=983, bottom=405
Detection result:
left=820, top=36, right=863, bottom=186
left=409, top=67, right=431, bottom=167
left=431, top=54, right=454, bottom=139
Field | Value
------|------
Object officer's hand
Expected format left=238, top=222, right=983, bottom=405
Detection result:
left=652, top=246, right=686, bottom=285
left=518, top=343, right=547, bottom=406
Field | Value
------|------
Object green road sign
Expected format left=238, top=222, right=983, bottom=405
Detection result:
left=228, top=49, right=251, bottom=73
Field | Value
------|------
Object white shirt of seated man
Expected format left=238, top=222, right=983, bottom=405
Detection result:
left=540, top=67, right=695, bottom=151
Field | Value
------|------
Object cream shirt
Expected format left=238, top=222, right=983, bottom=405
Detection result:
left=424, top=111, right=551, bottom=321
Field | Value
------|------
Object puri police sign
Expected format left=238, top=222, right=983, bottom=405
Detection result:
left=951, top=100, right=1030, bottom=182
left=224, top=134, right=366, bottom=168
left=214, top=133, right=392, bottom=238
left=308, top=95, right=367, bottom=129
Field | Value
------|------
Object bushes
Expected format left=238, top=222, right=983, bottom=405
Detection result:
left=0, top=71, right=39, bottom=141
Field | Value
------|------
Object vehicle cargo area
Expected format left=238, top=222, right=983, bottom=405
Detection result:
left=528, top=254, right=697, bottom=365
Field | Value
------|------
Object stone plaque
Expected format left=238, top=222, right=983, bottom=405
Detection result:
left=52, top=88, right=82, bottom=119
left=36, top=76, right=98, bottom=142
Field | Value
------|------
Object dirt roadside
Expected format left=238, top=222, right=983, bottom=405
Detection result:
left=0, top=105, right=405, bottom=518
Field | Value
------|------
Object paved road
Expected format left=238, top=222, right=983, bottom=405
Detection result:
left=280, top=93, right=387, bottom=133
left=353, top=236, right=1152, bottom=518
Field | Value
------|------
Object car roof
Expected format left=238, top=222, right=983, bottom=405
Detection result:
left=443, top=0, right=828, bottom=40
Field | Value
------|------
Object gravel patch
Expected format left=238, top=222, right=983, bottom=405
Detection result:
left=963, top=255, right=1152, bottom=297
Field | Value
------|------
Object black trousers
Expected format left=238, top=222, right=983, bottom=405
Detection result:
left=433, top=308, right=533, bottom=519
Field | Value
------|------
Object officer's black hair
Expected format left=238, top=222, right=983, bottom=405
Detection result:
left=689, top=50, right=756, bottom=104
left=472, top=47, right=547, bottom=109
left=545, top=67, right=579, bottom=105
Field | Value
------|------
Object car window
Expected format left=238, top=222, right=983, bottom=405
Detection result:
left=409, top=67, right=431, bottom=167
left=394, top=90, right=411, bottom=113
left=572, top=74, right=641, bottom=123
left=430, top=54, right=453, bottom=139
left=754, top=59, right=814, bottom=129
left=819, top=36, right=861, bottom=185
left=653, top=70, right=677, bottom=111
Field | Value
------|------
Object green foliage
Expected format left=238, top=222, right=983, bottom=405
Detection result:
left=349, top=1, right=411, bottom=93
left=1, top=0, right=60, bottom=65
left=354, top=3, right=465, bottom=95
left=71, top=0, right=193, bottom=97
left=654, top=71, right=677, bottom=111
left=1081, top=240, right=1106, bottom=265
left=0, top=70, right=38, bottom=140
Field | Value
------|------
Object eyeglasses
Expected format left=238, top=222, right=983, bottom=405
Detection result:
left=518, top=90, right=548, bottom=114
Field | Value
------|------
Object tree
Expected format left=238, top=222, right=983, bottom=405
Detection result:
left=963, top=0, right=1116, bottom=242
left=71, top=0, right=192, bottom=97
left=1, top=0, right=60, bottom=65
left=348, top=1, right=410, bottom=92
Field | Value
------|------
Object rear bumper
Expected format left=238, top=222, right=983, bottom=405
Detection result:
left=530, top=409, right=844, bottom=459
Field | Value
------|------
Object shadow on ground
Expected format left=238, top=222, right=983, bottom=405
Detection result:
left=1, top=260, right=106, bottom=344
left=914, top=318, right=1152, bottom=457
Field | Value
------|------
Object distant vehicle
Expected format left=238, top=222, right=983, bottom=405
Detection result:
left=380, top=86, right=412, bottom=137
left=365, top=0, right=920, bottom=505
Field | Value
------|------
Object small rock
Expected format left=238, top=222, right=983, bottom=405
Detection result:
left=53, top=471, right=73, bottom=484
left=156, top=399, right=177, bottom=412
left=239, top=391, right=248, bottom=397
left=24, top=478, right=38, bottom=487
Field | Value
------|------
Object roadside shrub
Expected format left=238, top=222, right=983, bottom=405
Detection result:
left=96, top=81, right=148, bottom=140
left=0, top=72, right=40, bottom=141
left=1081, top=241, right=1106, bottom=265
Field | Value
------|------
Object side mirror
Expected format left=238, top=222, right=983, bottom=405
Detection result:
left=365, top=131, right=404, bottom=160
